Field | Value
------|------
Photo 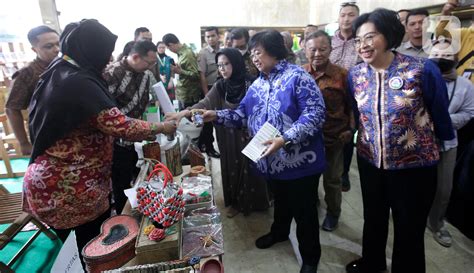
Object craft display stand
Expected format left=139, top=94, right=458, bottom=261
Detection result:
left=135, top=217, right=182, bottom=265
left=119, top=159, right=223, bottom=272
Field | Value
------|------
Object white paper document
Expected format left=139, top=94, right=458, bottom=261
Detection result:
left=241, top=121, right=281, bottom=163
left=152, top=82, right=175, bottom=113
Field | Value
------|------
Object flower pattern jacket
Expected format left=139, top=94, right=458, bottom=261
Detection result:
left=22, top=107, right=157, bottom=229
left=348, top=53, right=454, bottom=170
left=216, top=60, right=326, bottom=180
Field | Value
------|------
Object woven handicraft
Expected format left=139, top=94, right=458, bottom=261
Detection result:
left=187, top=145, right=206, bottom=167
left=82, top=215, right=139, bottom=273
left=136, top=162, right=185, bottom=228
left=142, top=142, right=161, bottom=161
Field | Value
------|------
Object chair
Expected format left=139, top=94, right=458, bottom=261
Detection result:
left=0, top=86, right=28, bottom=178
left=0, top=185, right=57, bottom=273
left=0, top=125, right=25, bottom=178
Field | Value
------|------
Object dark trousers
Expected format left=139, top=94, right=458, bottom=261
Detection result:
left=269, top=174, right=321, bottom=266
left=111, top=144, right=140, bottom=214
left=181, top=100, right=215, bottom=151
left=342, top=139, right=354, bottom=178
left=52, top=208, right=111, bottom=270
left=357, top=156, right=436, bottom=273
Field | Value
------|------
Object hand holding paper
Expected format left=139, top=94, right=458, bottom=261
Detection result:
left=241, top=122, right=282, bottom=163
left=261, top=137, right=285, bottom=158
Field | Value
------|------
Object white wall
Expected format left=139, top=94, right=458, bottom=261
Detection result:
left=54, top=0, right=447, bottom=56
left=0, top=0, right=43, bottom=42
left=55, top=0, right=314, bottom=56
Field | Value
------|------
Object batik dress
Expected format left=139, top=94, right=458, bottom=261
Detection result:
left=23, top=107, right=158, bottom=229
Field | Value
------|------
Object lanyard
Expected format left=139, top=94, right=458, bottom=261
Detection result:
left=157, top=56, right=165, bottom=67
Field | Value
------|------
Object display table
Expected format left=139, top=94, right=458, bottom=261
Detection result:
left=121, top=163, right=189, bottom=267
left=117, top=161, right=223, bottom=272
left=121, top=163, right=190, bottom=216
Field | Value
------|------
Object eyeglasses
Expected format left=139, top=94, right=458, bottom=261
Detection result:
left=141, top=57, right=157, bottom=66
left=217, top=62, right=231, bottom=69
left=354, top=32, right=380, bottom=48
left=250, top=51, right=262, bottom=59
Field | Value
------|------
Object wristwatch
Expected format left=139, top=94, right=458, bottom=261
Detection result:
left=283, top=136, right=292, bottom=151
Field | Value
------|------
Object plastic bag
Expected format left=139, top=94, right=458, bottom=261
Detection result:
left=182, top=224, right=224, bottom=258
left=181, top=176, right=212, bottom=204
left=183, top=206, right=221, bottom=228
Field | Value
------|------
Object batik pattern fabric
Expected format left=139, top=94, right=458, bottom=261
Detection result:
left=348, top=53, right=454, bottom=170
left=303, top=62, right=351, bottom=147
left=243, top=52, right=259, bottom=80
left=104, top=59, right=156, bottom=119
left=329, top=30, right=360, bottom=70
left=176, top=44, right=202, bottom=104
left=23, top=107, right=157, bottom=229
left=158, top=55, right=175, bottom=100
left=215, top=60, right=326, bottom=180
left=6, top=58, right=49, bottom=110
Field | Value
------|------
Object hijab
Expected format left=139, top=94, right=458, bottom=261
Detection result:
left=158, top=52, right=167, bottom=59
left=215, top=48, right=249, bottom=104
left=28, top=19, right=118, bottom=163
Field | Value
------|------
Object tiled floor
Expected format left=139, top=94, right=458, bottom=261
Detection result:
left=209, top=155, right=474, bottom=273
left=2, top=152, right=472, bottom=272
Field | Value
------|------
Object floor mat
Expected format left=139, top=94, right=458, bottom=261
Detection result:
left=0, top=224, right=62, bottom=273
left=0, top=158, right=29, bottom=193
left=0, top=158, right=29, bottom=174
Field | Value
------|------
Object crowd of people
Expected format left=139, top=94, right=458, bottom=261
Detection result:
left=4, top=0, right=474, bottom=272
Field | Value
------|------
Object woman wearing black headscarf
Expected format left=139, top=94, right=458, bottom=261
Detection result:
left=166, top=48, right=270, bottom=217
left=23, top=19, right=176, bottom=266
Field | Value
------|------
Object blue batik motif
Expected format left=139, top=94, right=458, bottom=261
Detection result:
left=216, top=60, right=326, bottom=180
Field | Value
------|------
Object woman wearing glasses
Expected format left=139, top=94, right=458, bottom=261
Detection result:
left=166, top=48, right=270, bottom=218
left=345, top=9, right=454, bottom=273
left=199, top=30, right=326, bottom=273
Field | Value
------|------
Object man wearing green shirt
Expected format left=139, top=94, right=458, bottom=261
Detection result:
left=162, top=33, right=201, bottom=107
left=162, top=33, right=220, bottom=158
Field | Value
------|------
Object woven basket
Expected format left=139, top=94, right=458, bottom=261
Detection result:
left=137, top=162, right=185, bottom=228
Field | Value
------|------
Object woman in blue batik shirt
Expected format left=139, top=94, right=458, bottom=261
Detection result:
left=200, top=30, right=326, bottom=273
left=345, top=9, right=454, bottom=273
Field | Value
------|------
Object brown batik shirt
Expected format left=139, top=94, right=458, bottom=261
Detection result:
left=104, top=59, right=157, bottom=147
left=303, top=62, right=352, bottom=147
left=103, top=58, right=156, bottom=119
left=5, top=58, right=49, bottom=110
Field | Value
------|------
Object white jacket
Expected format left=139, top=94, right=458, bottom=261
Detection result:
left=443, top=76, right=474, bottom=151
